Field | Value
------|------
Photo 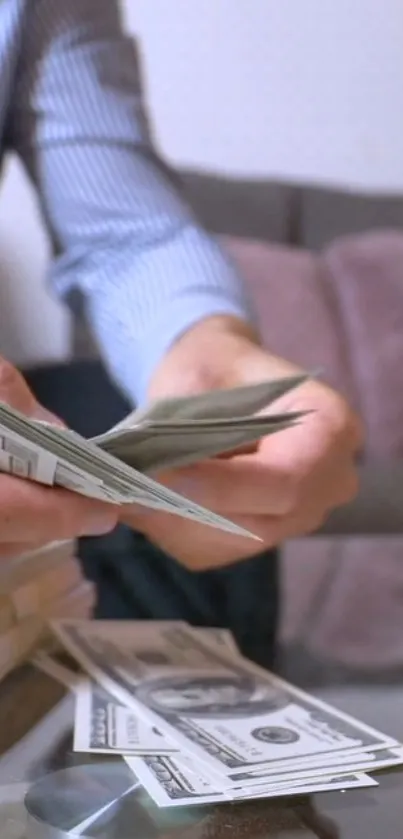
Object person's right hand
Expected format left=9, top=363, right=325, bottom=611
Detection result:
left=0, top=358, right=118, bottom=559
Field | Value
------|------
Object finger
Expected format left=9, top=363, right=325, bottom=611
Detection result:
left=262, top=380, right=362, bottom=457
left=255, top=506, right=330, bottom=546
left=160, top=457, right=296, bottom=516
left=0, top=474, right=118, bottom=542
left=0, top=542, right=48, bottom=561
left=165, top=506, right=328, bottom=565
left=0, top=357, right=62, bottom=424
left=159, top=424, right=335, bottom=517
left=158, top=407, right=358, bottom=517
left=241, top=490, right=352, bottom=548
left=0, top=358, right=40, bottom=415
left=119, top=474, right=356, bottom=572
left=119, top=507, right=267, bottom=569
left=0, top=358, right=32, bottom=407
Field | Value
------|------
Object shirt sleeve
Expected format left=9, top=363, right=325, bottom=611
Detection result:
left=7, top=0, right=253, bottom=404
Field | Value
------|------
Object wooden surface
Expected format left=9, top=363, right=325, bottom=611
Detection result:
left=0, top=664, right=65, bottom=757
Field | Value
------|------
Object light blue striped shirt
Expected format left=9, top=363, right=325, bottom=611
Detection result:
left=1, top=0, right=252, bottom=404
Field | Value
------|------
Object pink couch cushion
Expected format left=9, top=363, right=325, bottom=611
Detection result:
left=219, top=231, right=403, bottom=669
left=221, top=236, right=358, bottom=407
left=280, top=534, right=403, bottom=669
left=222, top=230, right=403, bottom=457
left=323, top=230, right=403, bottom=456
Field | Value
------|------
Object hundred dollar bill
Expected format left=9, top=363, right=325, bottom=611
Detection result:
left=38, top=643, right=403, bottom=791
left=0, top=405, right=260, bottom=537
left=52, top=620, right=399, bottom=781
left=100, top=416, right=302, bottom=474
left=216, top=746, right=403, bottom=789
left=229, top=772, right=377, bottom=800
left=219, top=745, right=403, bottom=787
left=125, top=753, right=377, bottom=808
left=33, top=626, right=237, bottom=691
left=197, top=627, right=239, bottom=656
left=73, top=680, right=178, bottom=757
left=95, top=373, right=310, bottom=439
left=31, top=653, right=177, bottom=758
left=75, top=628, right=237, bottom=759
left=94, top=374, right=311, bottom=472
left=98, top=410, right=307, bottom=474
left=34, top=628, right=238, bottom=759
left=0, top=421, right=297, bottom=534
left=33, top=625, right=237, bottom=688
left=0, top=374, right=310, bottom=535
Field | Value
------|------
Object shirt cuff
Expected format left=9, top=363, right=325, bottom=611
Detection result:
left=128, top=291, right=253, bottom=404
left=78, top=225, right=255, bottom=405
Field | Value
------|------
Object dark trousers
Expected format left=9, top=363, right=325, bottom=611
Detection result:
left=24, top=361, right=279, bottom=668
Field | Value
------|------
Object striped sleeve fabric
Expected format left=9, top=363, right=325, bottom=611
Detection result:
left=8, top=0, right=253, bottom=404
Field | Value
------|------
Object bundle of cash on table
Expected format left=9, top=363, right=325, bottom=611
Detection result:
left=0, top=373, right=309, bottom=538
left=32, top=620, right=403, bottom=809
left=0, top=540, right=93, bottom=682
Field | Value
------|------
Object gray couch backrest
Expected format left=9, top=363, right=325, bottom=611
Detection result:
left=73, top=167, right=403, bottom=358
left=178, top=169, right=403, bottom=249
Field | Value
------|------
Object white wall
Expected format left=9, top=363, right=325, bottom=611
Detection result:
left=127, top=0, right=403, bottom=190
left=1, top=0, right=403, bottom=363
left=0, top=157, right=71, bottom=366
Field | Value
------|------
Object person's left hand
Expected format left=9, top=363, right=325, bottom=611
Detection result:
left=120, top=316, right=362, bottom=569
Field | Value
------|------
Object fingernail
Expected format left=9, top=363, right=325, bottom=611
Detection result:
left=85, top=510, right=117, bottom=536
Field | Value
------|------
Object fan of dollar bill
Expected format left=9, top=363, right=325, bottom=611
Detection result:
left=31, top=620, right=403, bottom=810
left=0, top=373, right=310, bottom=538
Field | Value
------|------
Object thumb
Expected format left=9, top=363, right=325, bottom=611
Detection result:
left=0, top=357, right=63, bottom=425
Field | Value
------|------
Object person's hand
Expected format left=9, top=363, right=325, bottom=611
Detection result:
left=120, top=316, right=362, bottom=570
left=0, top=358, right=118, bottom=558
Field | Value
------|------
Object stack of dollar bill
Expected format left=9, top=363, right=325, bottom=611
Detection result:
left=0, top=374, right=308, bottom=538
left=0, top=541, right=95, bottom=682
left=32, top=620, right=403, bottom=809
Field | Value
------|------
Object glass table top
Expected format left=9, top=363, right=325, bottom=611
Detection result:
left=0, top=652, right=401, bottom=838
